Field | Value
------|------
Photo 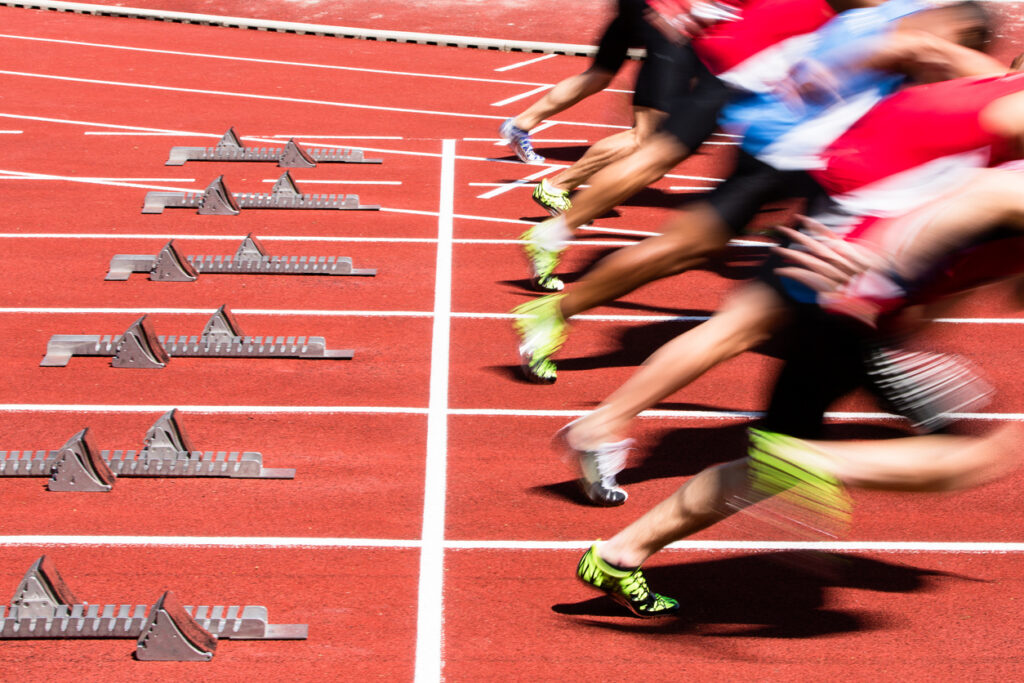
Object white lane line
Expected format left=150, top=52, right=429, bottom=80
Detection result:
left=416, top=138, right=455, bottom=683
left=0, top=130, right=23, bottom=133
left=476, top=165, right=557, bottom=199
left=495, top=53, right=560, bottom=72
left=464, top=138, right=589, bottom=143
left=0, top=175, right=194, bottom=182
left=2, top=309, right=1022, bottom=326
left=3, top=113, right=723, bottom=168
left=0, top=405, right=1022, bottom=422
left=0, top=168, right=200, bottom=192
left=491, top=84, right=552, bottom=107
left=0, top=33, right=566, bottom=89
left=259, top=179, right=402, bottom=185
left=0, top=70, right=628, bottom=129
left=0, top=232, right=442, bottom=244
left=0, top=404, right=431, bottom=414
left=0, top=536, right=1020, bottom=553
left=0, top=69, right=512, bottom=123
left=270, top=135, right=404, bottom=140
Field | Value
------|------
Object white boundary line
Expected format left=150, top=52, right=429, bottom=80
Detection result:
left=0, top=536, right=1020, bottom=553
left=0, top=0, right=612, bottom=56
left=1, top=405, right=1023, bottom=422
left=495, top=53, right=559, bottom=72
left=1, top=308, right=1021, bottom=327
left=491, top=84, right=551, bottom=107
left=416, top=138, right=455, bottom=683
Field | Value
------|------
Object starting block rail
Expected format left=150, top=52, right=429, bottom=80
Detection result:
left=165, top=128, right=383, bottom=167
left=1, top=557, right=307, bottom=660
left=40, top=306, right=353, bottom=367
left=142, top=172, right=380, bottom=214
left=0, top=410, right=295, bottom=487
left=105, top=235, right=377, bottom=281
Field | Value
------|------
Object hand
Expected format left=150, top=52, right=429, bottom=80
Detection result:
left=772, top=217, right=899, bottom=327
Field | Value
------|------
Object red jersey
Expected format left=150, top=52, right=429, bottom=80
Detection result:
left=693, top=0, right=834, bottom=75
left=814, top=73, right=1024, bottom=198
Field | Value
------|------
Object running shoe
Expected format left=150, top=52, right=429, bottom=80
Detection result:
left=554, top=421, right=632, bottom=505
left=499, top=118, right=545, bottom=164
left=744, top=428, right=852, bottom=538
left=532, top=178, right=572, bottom=215
left=863, top=343, right=993, bottom=434
left=520, top=222, right=565, bottom=292
left=576, top=545, right=679, bottom=618
left=512, top=294, right=567, bottom=384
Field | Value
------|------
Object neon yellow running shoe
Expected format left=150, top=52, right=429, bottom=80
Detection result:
left=744, top=429, right=852, bottom=538
left=532, top=178, right=572, bottom=215
left=576, top=545, right=679, bottom=618
left=512, top=294, right=567, bottom=383
left=520, top=223, right=565, bottom=293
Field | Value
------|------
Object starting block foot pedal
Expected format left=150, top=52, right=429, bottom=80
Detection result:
left=136, top=591, right=217, bottom=662
left=48, top=429, right=116, bottom=492
left=143, top=172, right=379, bottom=214
left=10, top=556, right=79, bottom=618
left=164, top=127, right=382, bottom=167
left=113, top=316, right=171, bottom=368
left=106, top=235, right=377, bottom=280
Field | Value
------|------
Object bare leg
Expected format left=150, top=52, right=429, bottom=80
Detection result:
left=600, top=458, right=752, bottom=567
left=546, top=107, right=668, bottom=192
left=875, top=168, right=1024, bottom=281
left=513, top=68, right=615, bottom=131
left=798, top=422, right=1024, bottom=492
left=560, top=201, right=733, bottom=318
left=567, top=281, right=790, bottom=448
left=561, top=131, right=691, bottom=232
left=597, top=422, right=1024, bottom=568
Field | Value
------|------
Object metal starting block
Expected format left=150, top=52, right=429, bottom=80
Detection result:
left=40, top=305, right=353, bottom=367
left=142, top=171, right=380, bottom=215
left=0, top=410, right=294, bottom=489
left=105, top=234, right=377, bottom=281
left=0, top=556, right=308, bottom=661
left=165, top=127, right=382, bottom=167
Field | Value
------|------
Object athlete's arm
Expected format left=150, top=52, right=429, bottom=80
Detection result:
left=980, top=89, right=1024, bottom=157
left=861, top=29, right=1006, bottom=80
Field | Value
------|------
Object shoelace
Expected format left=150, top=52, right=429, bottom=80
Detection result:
left=619, top=570, right=650, bottom=601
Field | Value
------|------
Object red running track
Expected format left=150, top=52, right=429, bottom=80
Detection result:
left=1, top=5, right=1023, bottom=681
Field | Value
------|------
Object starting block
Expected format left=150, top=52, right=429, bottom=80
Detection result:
left=165, top=127, right=382, bottom=167
left=40, top=305, right=354, bottom=367
left=0, top=556, right=308, bottom=661
left=105, top=234, right=377, bottom=281
left=142, top=172, right=381, bottom=215
left=0, top=410, right=295, bottom=489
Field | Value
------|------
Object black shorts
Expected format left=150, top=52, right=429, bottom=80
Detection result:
left=761, top=310, right=869, bottom=439
left=705, top=150, right=827, bottom=235
left=592, top=0, right=711, bottom=116
left=658, top=52, right=730, bottom=150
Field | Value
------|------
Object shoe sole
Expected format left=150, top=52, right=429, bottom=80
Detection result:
left=518, top=348, right=556, bottom=384
left=578, top=478, right=627, bottom=506
left=575, top=574, right=677, bottom=618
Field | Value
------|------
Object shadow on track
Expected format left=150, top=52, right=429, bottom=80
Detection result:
left=552, top=551, right=974, bottom=639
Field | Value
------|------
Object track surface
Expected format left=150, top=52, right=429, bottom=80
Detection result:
left=1, top=4, right=1023, bottom=680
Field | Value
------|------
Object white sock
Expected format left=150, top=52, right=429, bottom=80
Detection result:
left=534, top=215, right=573, bottom=251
